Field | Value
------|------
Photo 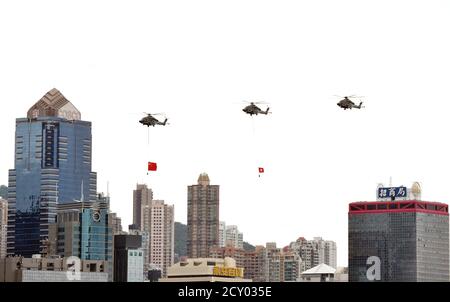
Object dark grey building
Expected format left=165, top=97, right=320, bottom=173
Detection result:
left=113, top=234, right=143, bottom=282
left=349, top=200, right=449, bottom=282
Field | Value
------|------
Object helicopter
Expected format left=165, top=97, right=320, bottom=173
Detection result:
left=242, top=102, right=270, bottom=116
left=336, top=96, right=364, bottom=110
left=139, top=113, right=168, bottom=127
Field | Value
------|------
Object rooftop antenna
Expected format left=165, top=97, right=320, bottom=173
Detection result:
left=81, top=179, right=84, bottom=202
left=107, top=181, right=110, bottom=198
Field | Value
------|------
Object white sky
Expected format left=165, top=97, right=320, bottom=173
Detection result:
left=1, top=0, right=450, bottom=267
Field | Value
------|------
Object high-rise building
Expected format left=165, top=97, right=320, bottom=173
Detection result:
left=141, top=200, right=174, bottom=277
left=113, top=234, right=144, bottom=282
left=263, top=243, right=302, bottom=282
left=324, top=240, right=337, bottom=269
left=109, top=212, right=124, bottom=235
left=218, top=222, right=244, bottom=249
left=289, top=237, right=337, bottom=271
left=219, top=221, right=226, bottom=247
left=7, top=89, right=97, bottom=257
left=0, top=199, right=7, bottom=258
left=187, top=173, right=219, bottom=258
left=209, top=245, right=266, bottom=282
left=209, top=246, right=246, bottom=269
left=348, top=182, right=449, bottom=282
left=281, top=248, right=302, bottom=282
left=210, top=243, right=301, bottom=282
left=133, top=184, right=153, bottom=230
left=243, top=246, right=267, bottom=282
left=225, top=225, right=244, bottom=249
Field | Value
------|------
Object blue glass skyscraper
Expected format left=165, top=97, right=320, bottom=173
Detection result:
left=7, top=88, right=97, bottom=257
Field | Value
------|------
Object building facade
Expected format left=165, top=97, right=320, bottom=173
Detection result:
left=349, top=184, right=449, bottom=281
left=243, top=246, right=267, bottom=282
left=7, top=89, right=97, bottom=257
left=160, top=257, right=251, bottom=282
left=128, top=227, right=149, bottom=279
left=211, top=243, right=302, bottom=282
left=113, top=234, right=144, bottom=282
left=0, top=256, right=108, bottom=282
left=110, top=212, right=124, bottom=235
left=48, top=198, right=113, bottom=280
left=219, top=221, right=226, bottom=247
left=133, top=184, right=153, bottom=230
left=219, top=222, right=244, bottom=249
left=0, top=199, right=7, bottom=258
left=187, top=173, right=219, bottom=258
left=51, top=200, right=112, bottom=261
left=209, top=246, right=246, bottom=268
left=209, top=245, right=267, bottom=282
left=141, top=200, right=174, bottom=277
left=225, top=225, right=244, bottom=249
left=263, top=243, right=302, bottom=282
left=289, top=237, right=337, bottom=271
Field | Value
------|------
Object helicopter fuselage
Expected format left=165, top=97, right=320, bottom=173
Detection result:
left=139, top=116, right=167, bottom=127
left=243, top=104, right=269, bottom=115
left=337, top=99, right=362, bottom=110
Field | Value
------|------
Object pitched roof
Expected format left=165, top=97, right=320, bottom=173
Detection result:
left=27, top=88, right=81, bottom=120
left=301, top=263, right=336, bottom=275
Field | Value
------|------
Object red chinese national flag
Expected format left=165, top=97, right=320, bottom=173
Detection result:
left=148, top=162, right=157, bottom=171
left=258, top=167, right=264, bottom=173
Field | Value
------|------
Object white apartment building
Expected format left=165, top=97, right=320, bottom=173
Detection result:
left=141, top=200, right=174, bottom=278
left=219, top=221, right=226, bottom=247
left=127, top=249, right=145, bottom=282
left=219, top=221, right=244, bottom=249
left=128, top=228, right=150, bottom=279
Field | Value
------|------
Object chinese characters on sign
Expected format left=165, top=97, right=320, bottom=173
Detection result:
left=213, top=266, right=244, bottom=278
left=377, top=186, right=407, bottom=200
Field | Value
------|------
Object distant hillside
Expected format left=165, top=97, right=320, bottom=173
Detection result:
left=243, top=241, right=256, bottom=252
left=0, top=185, right=7, bottom=199
left=174, top=222, right=187, bottom=257
left=174, top=221, right=256, bottom=256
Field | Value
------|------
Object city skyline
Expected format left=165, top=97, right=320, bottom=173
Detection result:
left=2, top=0, right=450, bottom=268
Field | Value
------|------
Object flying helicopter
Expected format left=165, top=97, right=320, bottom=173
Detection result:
left=242, top=102, right=270, bottom=116
left=139, top=113, right=168, bottom=127
left=336, top=96, right=364, bottom=110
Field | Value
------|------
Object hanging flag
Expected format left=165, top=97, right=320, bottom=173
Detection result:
left=258, top=167, right=264, bottom=173
left=148, top=162, right=157, bottom=171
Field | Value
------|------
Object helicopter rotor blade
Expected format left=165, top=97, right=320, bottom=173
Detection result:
left=240, top=101, right=270, bottom=104
left=143, top=112, right=166, bottom=116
